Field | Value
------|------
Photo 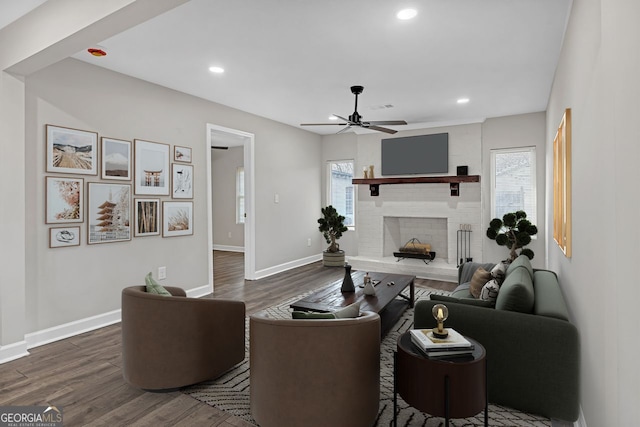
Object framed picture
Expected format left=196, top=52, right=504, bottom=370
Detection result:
left=174, top=145, right=192, bottom=163
left=134, top=139, right=170, bottom=195
left=172, top=164, right=193, bottom=199
left=49, top=226, right=81, bottom=248
left=87, top=182, right=131, bottom=244
left=163, top=201, right=193, bottom=237
left=46, top=124, right=98, bottom=175
left=101, top=137, right=131, bottom=180
left=45, top=176, right=84, bottom=224
left=134, top=198, right=160, bottom=237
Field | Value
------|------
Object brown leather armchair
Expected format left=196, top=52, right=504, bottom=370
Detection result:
left=249, top=311, right=381, bottom=427
left=121, top=286, right=245, bottom=390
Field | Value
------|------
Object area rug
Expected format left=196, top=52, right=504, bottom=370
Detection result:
left=182, top=287, right=551, bottom=427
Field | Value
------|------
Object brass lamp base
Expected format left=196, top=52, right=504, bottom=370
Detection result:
left=432, top=327, right=449, bottom=339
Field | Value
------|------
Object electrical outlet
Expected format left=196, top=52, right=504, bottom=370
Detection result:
left=228, top=231, right=232, bottom=238
left=158, top=266, right=166, bottom=280
left=307, top=238, right=311, bottom=247
left=274, top=194, right=279, bottom=204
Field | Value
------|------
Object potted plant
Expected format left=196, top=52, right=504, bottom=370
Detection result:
left=486, top=210, right=538, bottom=261
left=318, top=205, right=348, bottom=267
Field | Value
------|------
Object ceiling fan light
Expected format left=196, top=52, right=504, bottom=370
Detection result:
left=397, top=9, right=417, bottom=20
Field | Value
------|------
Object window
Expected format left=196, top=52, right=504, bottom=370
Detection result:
left=236, top=167, right=245, bottom=224
left=327, top=160, right=355, bottom=228
left=490, top=147, right=536, bottom=226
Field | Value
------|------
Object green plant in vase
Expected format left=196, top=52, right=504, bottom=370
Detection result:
left=486, top=210, right=538, bottom=261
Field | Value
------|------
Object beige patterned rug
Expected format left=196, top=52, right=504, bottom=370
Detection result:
left=183, top=287, right=551, bottom=426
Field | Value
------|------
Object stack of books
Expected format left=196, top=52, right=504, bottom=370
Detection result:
left=409, top=328, right=474, bottom=358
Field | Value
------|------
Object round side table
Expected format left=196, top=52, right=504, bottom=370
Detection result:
left=393, top=331, right=487, bottom=427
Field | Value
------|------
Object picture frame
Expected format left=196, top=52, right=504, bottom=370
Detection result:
left=101, top=137, right=131, bottom=180
left=171, top=163, right=193, bottom=199
left=134, top=198, right=161, bottom=237
left=49, top=226, right=81, bottom=248
left=45, top=176, right=84, bottom=224
left=87, top=182, right=131, bottom=244
left=46, top=124, right=98, bottom=175
left=163, top=201, right=193, bottom=237
left=174, top=145, right=192, bottom=163
left=134, top=139, right=170, bottom=195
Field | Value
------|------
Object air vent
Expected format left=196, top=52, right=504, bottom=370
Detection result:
left=370, top=104, right=394, bottom=110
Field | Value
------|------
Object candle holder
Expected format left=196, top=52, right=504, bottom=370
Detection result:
left=431, top=303, right=449, bottom=339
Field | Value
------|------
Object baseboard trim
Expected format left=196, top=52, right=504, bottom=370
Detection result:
left=212, top=244, right=244, bottom=253
left=0, top=341, right=30, bottom=364
left=253, top=254, right=322, bottom=280
left=186, top=284, right=213, bottom=298
left=25, top=309, right=122, bottom=351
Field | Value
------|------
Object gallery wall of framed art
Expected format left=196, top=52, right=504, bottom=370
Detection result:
left=44, top=124, right=195, bottom=248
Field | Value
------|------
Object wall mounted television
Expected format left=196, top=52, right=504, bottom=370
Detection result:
left=381, top=133, right=449, bottom=175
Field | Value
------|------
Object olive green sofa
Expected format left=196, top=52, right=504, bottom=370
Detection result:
left=414, top=255, right=580, bottom=422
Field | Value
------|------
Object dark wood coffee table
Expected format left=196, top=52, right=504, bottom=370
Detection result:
left=289, top=270, right=415, bottom=336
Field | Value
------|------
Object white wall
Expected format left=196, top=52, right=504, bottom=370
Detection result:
left=546, top=0, right=640, bottom=425
left=18, top=58, right=321, bottom=343
left=212, top=147, right=244, bottom=249
left=481, top=112, right=546, bottom=268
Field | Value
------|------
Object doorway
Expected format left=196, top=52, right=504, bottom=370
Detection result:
left=206, top=124, right=256, bottom=290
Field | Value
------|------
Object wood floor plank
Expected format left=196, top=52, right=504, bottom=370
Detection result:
left=0, top=251, right=455, bottom=426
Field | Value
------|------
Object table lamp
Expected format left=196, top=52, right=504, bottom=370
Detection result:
left=431, top=303, right=449, bottom=338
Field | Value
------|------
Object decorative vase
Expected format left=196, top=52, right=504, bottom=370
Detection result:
left=341, top=263, right=355, bottom=293
left=364, top=281, right=376, bottom=296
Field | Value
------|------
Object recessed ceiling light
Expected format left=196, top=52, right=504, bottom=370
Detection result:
left=329, top=116, right=338, bottom=120
left=397, top=9, right=417, bottom=20
left=209, top=66, right=225, bottom=74
left=457, top=98, right=470, bottom=104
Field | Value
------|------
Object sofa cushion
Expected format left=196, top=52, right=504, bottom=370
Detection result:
left=430, top=293, right=495, bottom=308
left=490, top=261, right=508, bottom=282
left=533, top=270, right=570, bottom=321
left=506, top=254, right=534, bottom=279
left=469, top=267, right=492, bottom=298
left=145, top=272, right=171, bottom=296
left=495, top=266, right=535, bottom=313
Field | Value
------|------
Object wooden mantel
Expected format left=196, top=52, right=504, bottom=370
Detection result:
left=352, top=175, right=480, bottom=196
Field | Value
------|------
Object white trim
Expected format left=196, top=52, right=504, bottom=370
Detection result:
left=212, top=244, right=245, bottom=253
left=25, top=309, right=121, bottom=350
left=253, top=254, right=322, bottom=280
left=0, top=341, right=29, bottom=364
left=185, top=284, right=212, bottom=298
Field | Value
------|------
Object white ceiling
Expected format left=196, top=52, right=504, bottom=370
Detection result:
left=5, top=0, right=572, bottom=135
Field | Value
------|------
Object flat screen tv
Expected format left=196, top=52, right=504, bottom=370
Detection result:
left=381, top=133, right=449, bottom=176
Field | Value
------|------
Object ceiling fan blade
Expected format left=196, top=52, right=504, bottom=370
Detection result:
left=301, top=123, right=348, bottom=126
left=333, top=114, right=351, bottom=123
left=336, top=124, right=352, bottom=134
left=366, top=120, right=408, bottom=126
left=368, top=125, right=398, bottom=134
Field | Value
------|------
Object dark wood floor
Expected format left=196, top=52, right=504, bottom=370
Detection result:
left=0, top=252, right=454, bottom=427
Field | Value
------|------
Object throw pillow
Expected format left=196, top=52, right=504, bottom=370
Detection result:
left=490, top=261, right=508, bottom=282
left=479, top=279, right=501, bottom=302
left=145, top=272, right=172, bottom=296
left=292, top=311, right=337, bottom=319
left=334, top=302, right=361, bottom=318
left=469, top=267, right=492, bottom=298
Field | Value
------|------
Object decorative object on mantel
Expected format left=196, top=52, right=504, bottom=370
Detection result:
left=341, top=263, right=355, bottom=293
left=431, top=303, right=449, bottom=339
left=393, top=238, right=435, bottom=264
left=352, top=175, right=480, bottom=197
left=318, top=205, right=348, bottom=266
left=368, top=165, right=375, bottom=178
left=486, top=210, right=538, bottom=261
left=456, top=165, right=469, bottom=176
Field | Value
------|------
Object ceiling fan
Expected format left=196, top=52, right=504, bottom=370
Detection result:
left=301, top=85, right=407, bottom=134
